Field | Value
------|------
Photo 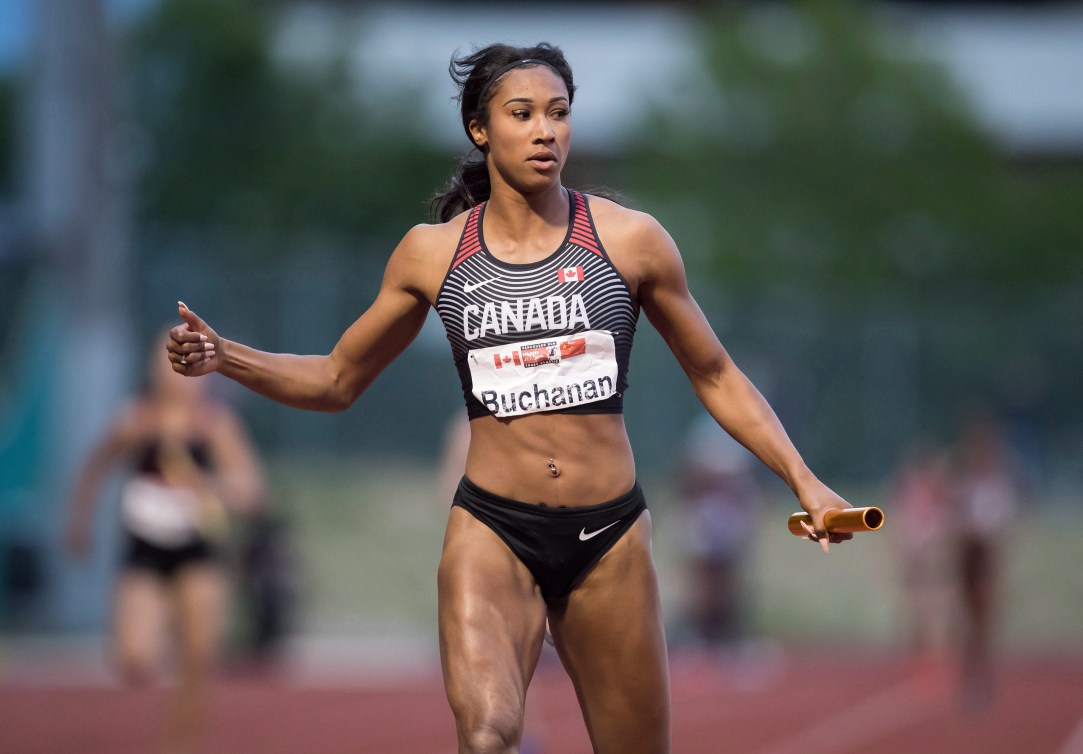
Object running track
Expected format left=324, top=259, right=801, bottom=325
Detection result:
left=3, top=650, right=1082, bottom=753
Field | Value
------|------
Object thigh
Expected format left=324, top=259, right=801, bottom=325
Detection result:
left=438, top=506, right=548, bottom=743
left=113, top=569, right=170, bottom=677
left=172, top=562, right=227, bottom=670
left=549, top=511, right=671, bottom=754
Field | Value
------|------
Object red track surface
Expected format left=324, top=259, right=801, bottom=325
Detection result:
left=3, top=650, right=1082, bottom=753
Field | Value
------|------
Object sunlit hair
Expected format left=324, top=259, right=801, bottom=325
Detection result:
left=429, top=43, right=576, bottom=223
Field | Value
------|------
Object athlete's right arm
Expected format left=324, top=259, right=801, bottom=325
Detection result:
left=168, top=226, right=436, bottom=412
left=66, top=404, right=141, bottom=556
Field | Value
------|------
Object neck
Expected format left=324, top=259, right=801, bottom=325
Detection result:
left=485, top=181, right=567, bottom=228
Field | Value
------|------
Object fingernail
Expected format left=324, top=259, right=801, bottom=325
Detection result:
left=199, top=334, right=208, bottom=342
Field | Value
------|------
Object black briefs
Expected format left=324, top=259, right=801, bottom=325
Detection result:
left=123, top=533, right=217, bottom=579
left=452, top=476, right=648, bottom=604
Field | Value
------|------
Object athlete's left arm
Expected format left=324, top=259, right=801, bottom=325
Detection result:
left=631, top=214, right=852, bottom=548
left=204, top=405, right=268, bottom=517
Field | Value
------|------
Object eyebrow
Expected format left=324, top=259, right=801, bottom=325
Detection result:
left=501, top=96, right=570, bottom=107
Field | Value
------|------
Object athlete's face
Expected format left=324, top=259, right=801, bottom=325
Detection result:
left=470, top=66, right=572, bottom=193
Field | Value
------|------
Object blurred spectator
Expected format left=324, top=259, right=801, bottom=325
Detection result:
left=889, top=438, right=954, bottom=690
left=65, top=332, right=267, bottom=753
left=234, top=508, right=299, bottom=672
left=676, top=413, right=762, bottom=652
left=951, top=410, right=1023, bottom=709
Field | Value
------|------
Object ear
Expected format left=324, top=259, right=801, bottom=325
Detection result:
left=468, top=118, right=488, bottom=151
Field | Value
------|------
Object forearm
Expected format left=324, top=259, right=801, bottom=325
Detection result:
left=218, top=339, right=353, bottom=412
left=695, top=362, right=817, bottom=496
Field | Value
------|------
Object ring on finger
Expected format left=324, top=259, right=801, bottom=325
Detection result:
left=180, top=357, right=188, bottom=365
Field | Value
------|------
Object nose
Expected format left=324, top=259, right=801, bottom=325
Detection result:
left=533, top=114, right=556, bottom=143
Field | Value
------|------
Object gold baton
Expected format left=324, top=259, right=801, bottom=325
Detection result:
left=787, top=507, right=885, bottom=536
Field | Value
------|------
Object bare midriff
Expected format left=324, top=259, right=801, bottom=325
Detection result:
left=464, top=412, right=636, bottom=507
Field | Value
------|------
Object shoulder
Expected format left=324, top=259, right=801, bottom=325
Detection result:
left=100, top=397, right=157, bottom=451
left=584, top=194, right=663, bottom=235
left=197, top=400, right=250, bottom=440
left=401, top=212, right=471, bottom=250
left=583, top=194, right=682, bottom=288
left=384, top=212, right=472, bottom=300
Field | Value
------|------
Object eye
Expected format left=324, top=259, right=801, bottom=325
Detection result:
left=551, top=107, right=569, bottom=120
left=511, top=109, right=530, bottom=120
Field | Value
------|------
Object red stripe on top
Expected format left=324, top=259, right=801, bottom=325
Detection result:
left=570, top=192, right=602, bottom=256
left=451, top=204, right=485, bottom=269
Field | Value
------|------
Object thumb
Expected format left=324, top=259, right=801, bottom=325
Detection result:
left=177, top=300, right=206, bottom=333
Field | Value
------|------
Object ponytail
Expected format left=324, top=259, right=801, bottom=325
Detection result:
left=429, top=153, right=490, bottom=223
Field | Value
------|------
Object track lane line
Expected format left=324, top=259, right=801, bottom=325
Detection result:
left=753, top=680, right=942, bottom=754
left=1058, top=713, right=1083, bottom=754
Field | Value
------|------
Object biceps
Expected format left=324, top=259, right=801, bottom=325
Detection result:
left=332, top=288, right=429, bottom=389
left=644, top=285, right=729, bottom=382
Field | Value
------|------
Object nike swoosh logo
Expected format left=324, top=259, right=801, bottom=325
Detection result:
left=463, top=279, right=498, bottom=293
left=579, top=520, right=621, bottom=541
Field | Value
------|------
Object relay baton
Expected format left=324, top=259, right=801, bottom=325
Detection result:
left=787, top=507, right=885, bottom=537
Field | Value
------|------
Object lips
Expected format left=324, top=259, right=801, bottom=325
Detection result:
left=527, top=151, right=558, bottom=169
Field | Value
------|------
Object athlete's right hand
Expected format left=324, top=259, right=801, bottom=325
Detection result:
left=168, top=301, right=220, bottom=376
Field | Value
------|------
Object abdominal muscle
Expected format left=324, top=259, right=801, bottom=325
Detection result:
left=463, top=412, right=637, bottom=507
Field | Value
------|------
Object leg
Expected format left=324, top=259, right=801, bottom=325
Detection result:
left=439, top=507, right=548, bottom=754
left=549, top=511, right=670, bottom=754
left=113, top=568, right=170, bottom=685
left=165, top=562, right=226, bottom=754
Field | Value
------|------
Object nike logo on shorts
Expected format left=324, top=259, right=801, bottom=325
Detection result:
left=463, top=279, right=498, bottom=293
left=579, top=520, right=620, bottom=541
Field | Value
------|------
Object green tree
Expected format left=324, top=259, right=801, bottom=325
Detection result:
left=617, top=2, right=1083, bottom=475
left=128, top=0, right=450, bottom=251
left=620, top=1, right=1083, bottom=295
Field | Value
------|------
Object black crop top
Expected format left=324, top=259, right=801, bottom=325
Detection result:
left=435, top=190, right=639, bottom=419
left=135, top=439, right=213, bottom=477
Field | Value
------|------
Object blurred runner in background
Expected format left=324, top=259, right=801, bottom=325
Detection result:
left=951, top=410, right=1022, bottom=710
left=66, top=333, right=267, bottom=753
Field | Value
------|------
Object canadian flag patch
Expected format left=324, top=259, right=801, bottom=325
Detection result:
left=493, top=351, right=523, bottom=369
left=558, top=266, right=585, bottom=283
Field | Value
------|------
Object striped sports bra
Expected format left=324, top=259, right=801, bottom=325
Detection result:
left=435, top=189, right=639, bottom=419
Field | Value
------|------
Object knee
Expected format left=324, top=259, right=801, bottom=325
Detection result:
left=457, top=714, right=523, bottom=754
left=115, top=650, right=155, bottom=686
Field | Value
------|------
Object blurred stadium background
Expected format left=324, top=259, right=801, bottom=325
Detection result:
left=1, top=1, right=1081, bottom=752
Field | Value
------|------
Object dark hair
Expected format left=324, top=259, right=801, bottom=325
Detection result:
left=429, top=43, right=576, bottom=223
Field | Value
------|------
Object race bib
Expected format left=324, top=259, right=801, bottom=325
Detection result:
left=467, top=330, right=618, bottom=418
left=120, top=477, right=201, bottom=548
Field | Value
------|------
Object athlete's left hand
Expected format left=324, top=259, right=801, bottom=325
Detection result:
left=796, top=481, right=854, bottom=554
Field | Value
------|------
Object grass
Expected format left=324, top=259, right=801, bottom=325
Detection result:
left=266, top=457, right=1083, bottom=655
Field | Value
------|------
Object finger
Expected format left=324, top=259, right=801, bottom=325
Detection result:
left=170, top=342, right=212, bottom=367
left=177, top=300, right=208, bottom=334
left=169, top=325, right=207, bottom=346
left=801, top=520, right=829, bottom=554
left=177, top=340, right=214, bottom=356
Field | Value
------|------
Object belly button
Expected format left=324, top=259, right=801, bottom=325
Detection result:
left=547, top=457, right=561, bottom=478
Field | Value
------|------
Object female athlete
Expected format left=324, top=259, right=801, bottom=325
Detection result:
left=67, top=334, right=266, bottom=753
left=167, top=42, right=852, bottom=754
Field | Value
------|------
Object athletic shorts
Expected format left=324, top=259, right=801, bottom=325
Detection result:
left=452, top=476, right=647, bottom=604
left=123, top=532, right=217, bottom=579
